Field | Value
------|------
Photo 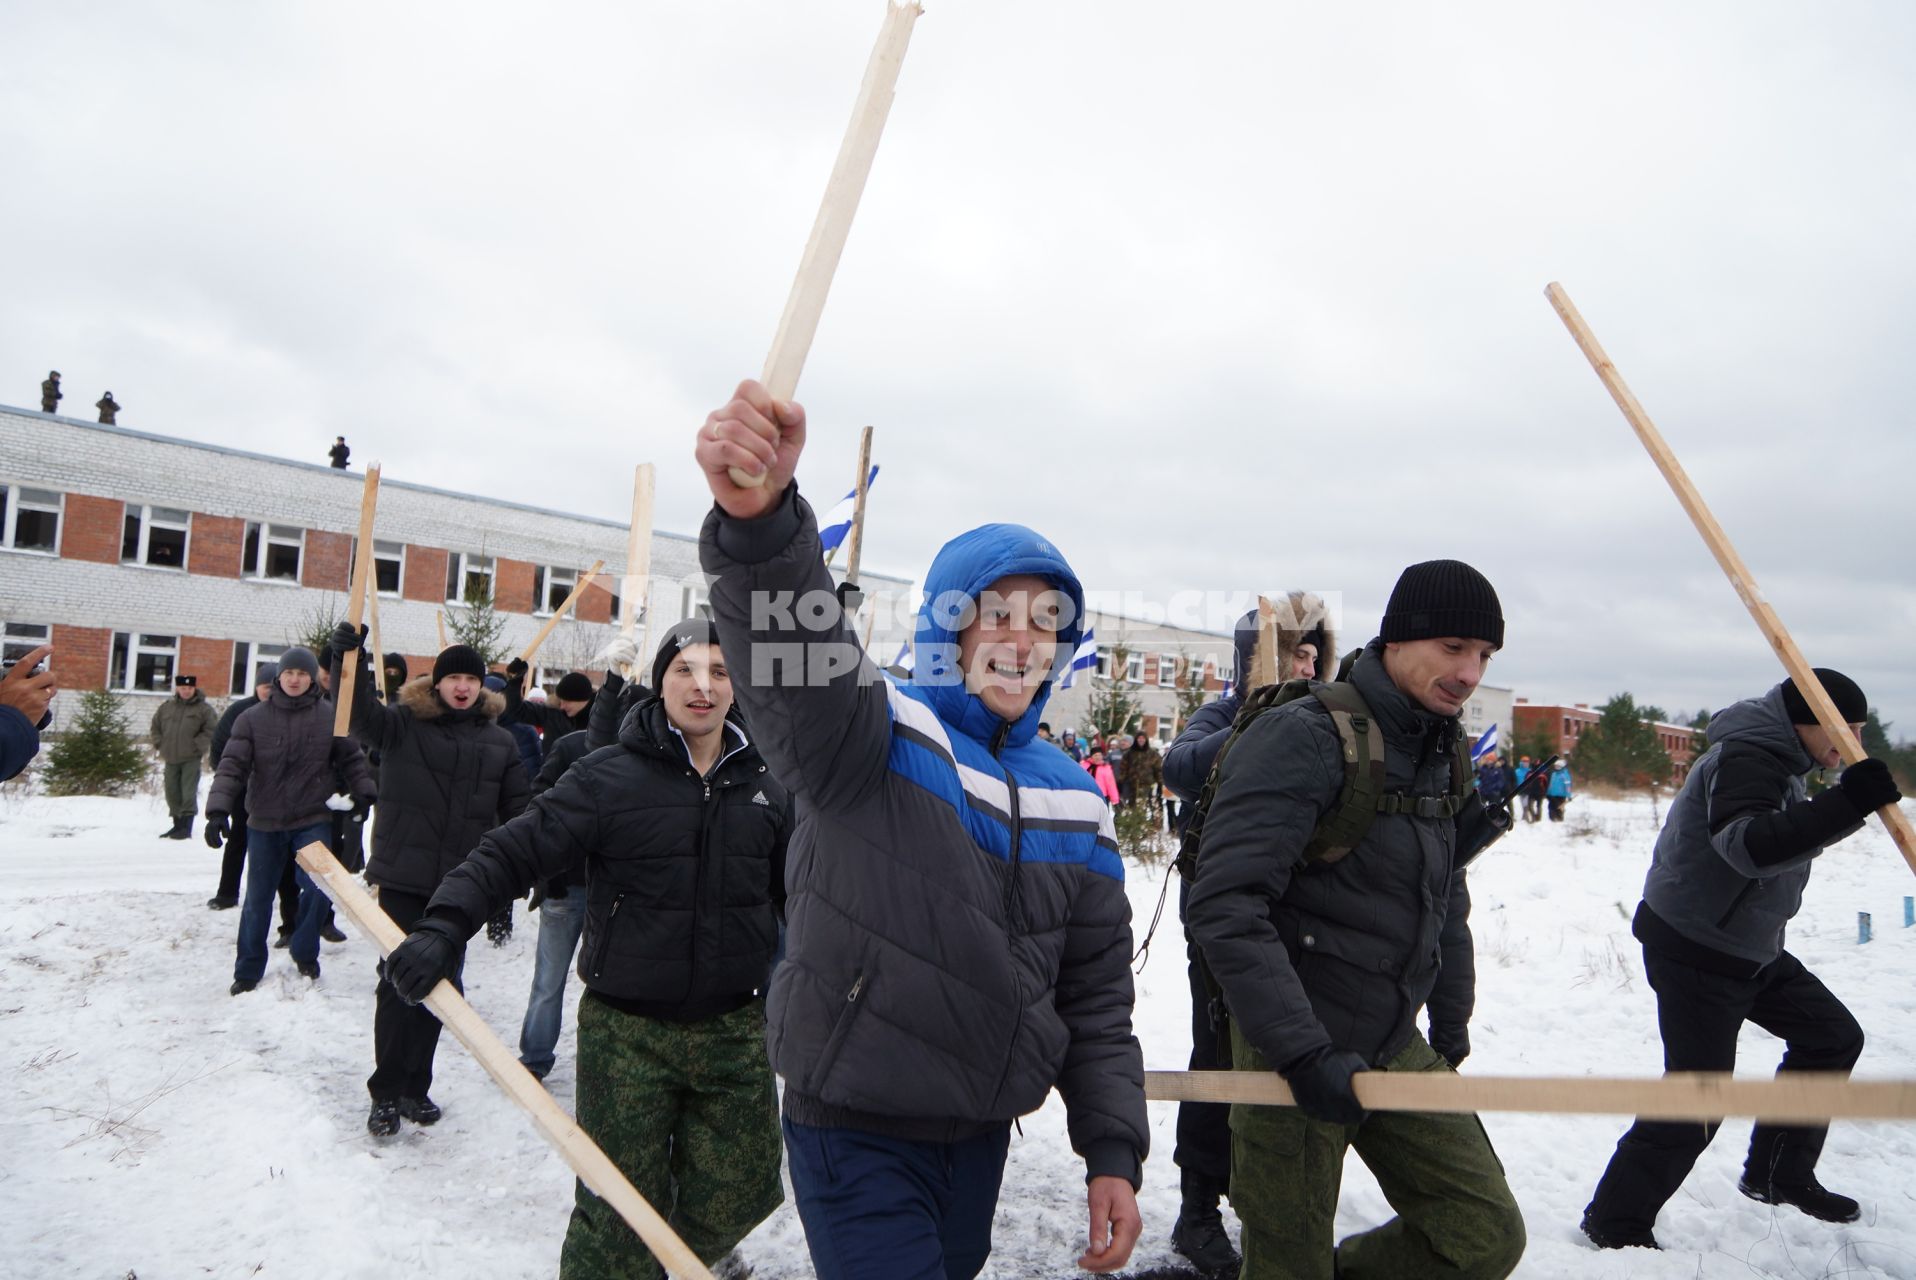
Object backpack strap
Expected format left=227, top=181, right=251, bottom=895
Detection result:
left=1299, top=682, right=1386, bottom=864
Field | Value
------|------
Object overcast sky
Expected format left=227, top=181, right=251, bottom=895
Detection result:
left=6, top=2, right=1912, bottom=731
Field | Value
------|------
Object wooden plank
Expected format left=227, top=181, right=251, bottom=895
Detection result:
left=621, top=464, right=656, bottom=674
left=517, top=560, right=606, bottom=669
left=367, top=587, right=385, bottom=702
left=842, top=425, right=875, bottom=584
left=729, top=2, right=923, bottom=487
left=1545, top=282, right=1916, bottom=876
left=1146, top=1069, right=1916, bottom=1123
left=334, top=465, right=381, bottom=735
left=1248, top=595, right=1279, bottom=689
left=294, top=841, right=715, bottom=1280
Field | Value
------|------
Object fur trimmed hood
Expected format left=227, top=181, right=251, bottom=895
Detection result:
left=1235, top=590, right=1338, bottom=686
left=395, top=673, right=506, bottom=722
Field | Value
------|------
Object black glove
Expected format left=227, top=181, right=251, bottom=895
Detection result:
left=1281, top=1046, right=1370, bottom=1126
left=351, top=797, right=372, bottom=825
left=331, top=620, right=368, bottom=653
left=203, top=811, right=230, bottom=849
left=1840, top=758, right=1903, bottom=814
left=1430, top=1024, right=1470, bottom=1069
left=506, top=657, right=529, bottom=685
left=385, top=916, right=466, bottom=1004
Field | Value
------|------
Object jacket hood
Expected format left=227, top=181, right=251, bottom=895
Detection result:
left=396, top=673, right=506, bottom=723
left=1233, top=591, right=1338, bottom=687
left=1706, top=685, right=1814, bottom=774
left=907, top=522, right=1084, bottom=750
left=618, top=693, right=753, bottom=769
left=382, top=653, right=409, bottom=679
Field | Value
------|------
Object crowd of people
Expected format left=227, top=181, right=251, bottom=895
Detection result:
left=2, top=374, right=1903, bottom=1280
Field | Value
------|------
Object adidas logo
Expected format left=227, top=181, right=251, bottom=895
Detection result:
left=750, top=791, right=770, bottom=806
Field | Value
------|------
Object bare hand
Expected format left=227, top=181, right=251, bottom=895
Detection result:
left=1078, top=1175, right=1142, bottom=1272
left=0, top=645, right=55, bottom=723
left=695, top=379, right=806, bottom=520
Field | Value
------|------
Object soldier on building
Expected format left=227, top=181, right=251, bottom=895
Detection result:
left=40, top=371, right=61, bottom=414
left=152, top=674, right=217, bottom=840
left=329, top=436, right=351, bottom=469
left=96, top=391, right=120, bottom=424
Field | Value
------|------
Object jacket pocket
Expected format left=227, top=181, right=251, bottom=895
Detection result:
left=588, top=893, right=627, bottom=981
left=811, top=968, right=872, bottom=1089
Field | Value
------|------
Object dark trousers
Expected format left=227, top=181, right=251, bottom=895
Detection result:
left=1175, top=879, right=1230, bottom=1200
left=1584, top=946, right=1864, bottom=1237
left=215, top=805, right=298, bottom=929
left=234, top=823, right=329, bottom=983
left=369, top=888, right=463, bottom=1102
left=1546, top=796, right=1567, bottom=821
left=783, top=1118, right=1010, bottom=1280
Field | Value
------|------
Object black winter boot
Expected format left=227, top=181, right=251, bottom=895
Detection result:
left=1739, top=1175, right=1860, bottom=1223
left=160, top=815, right=186, bottom=839
left=367, top=1100, right=401, bottom=1138
left=1170, top=1177, right=1240, bottom=1278
left=397, top=1096, right=442, bottom=1125
left=1580, top=1210, right=1660, bottom=1250
left=177, top=816, right=195, bottom=841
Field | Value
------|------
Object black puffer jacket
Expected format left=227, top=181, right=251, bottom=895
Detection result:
left=1186, top=639, right=1477, bottom=1069
left=346, top=669, right=530, bottom=897
left=527, top=672, right=653, bottom=895
left=207, top=687, right=376, bottom=832
left=425, top=696, right=791, bottom=1020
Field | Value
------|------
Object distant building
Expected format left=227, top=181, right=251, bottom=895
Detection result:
left=1461, top=684, right=1513, bottom=756
left=1040, top=609, right=1236, bottom=747
left=0, top=406, right=912, bottom=720
left=1512, top=699, right=1699, bottom=785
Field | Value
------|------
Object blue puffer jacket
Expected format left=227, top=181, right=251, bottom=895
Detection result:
left=701, top=486, right=1147, bottom=1186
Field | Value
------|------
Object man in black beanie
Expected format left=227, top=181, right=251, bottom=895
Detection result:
left=331, top=629, right=530, bottom=1136
left=1186, top=559, right=1525, bottom=1280
left=1582, top=668, right=1901, bottom=1250
left=501, top=663, right=597, bottom=759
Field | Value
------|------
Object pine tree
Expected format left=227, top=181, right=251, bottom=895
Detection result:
left=447, top=577, right=510, bottom=666
left=1172, top=655, right=1211, bottom=737
left=1571, top=692, right=1672, bottom=788
left=289, top=594, right=344, bottom=652
left=42, top=689, right=149, bottom=796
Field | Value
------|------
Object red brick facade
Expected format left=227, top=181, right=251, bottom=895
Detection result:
left=189, top=513, right=244, bottom=578
left=577, top=578, right=614, bottom=625
left=52, top=624, right=113, bottom=690
left=61, top=494, right=124, bottom=564
left=404, top=544, right=449, bottom=604
left=302, top=530, right=353, bottom=592
left=178, top=636, right=234, bottom=691
left=1513, top=701, right=1698, bottom=785
left=495, top=558, right=536, bottom=615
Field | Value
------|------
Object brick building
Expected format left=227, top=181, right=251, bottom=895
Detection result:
left=0, top=406, right=911, bottom=721
left=1512, top=699, right=1700, bottom=784
left=1039, top=609, right=1238, bottom=747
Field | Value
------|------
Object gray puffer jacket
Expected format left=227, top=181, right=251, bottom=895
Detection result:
left=1185, top=639, right=1478, bottom=1070
left=1636, top=685, right=1868, bottom=976
left=700, top=487, right=1147, bottom=1187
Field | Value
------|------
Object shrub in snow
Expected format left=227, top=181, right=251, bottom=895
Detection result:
left=42, top=689, right=150, bottom=797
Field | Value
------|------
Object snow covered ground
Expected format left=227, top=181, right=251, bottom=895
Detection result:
left=3, top=784, right=1914, bottom=1279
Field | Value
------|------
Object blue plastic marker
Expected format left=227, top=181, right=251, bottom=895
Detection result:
left=1858, top=911, right=1872, bottom=945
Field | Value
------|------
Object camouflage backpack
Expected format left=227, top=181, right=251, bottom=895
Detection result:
left=1172, top=672, right=1474, bottom=885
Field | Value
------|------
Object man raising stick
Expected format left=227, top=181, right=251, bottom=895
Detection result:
left=694, top=380, right=1147, bottom=1279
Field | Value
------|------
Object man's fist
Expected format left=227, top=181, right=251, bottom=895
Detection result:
left=696, top=379, right=806, bottom=520
left=1840, top=757, right=1902, bottom=814
left=0, top=645, right=56, bottom=726
left=331, top=621, right=367, bottom=653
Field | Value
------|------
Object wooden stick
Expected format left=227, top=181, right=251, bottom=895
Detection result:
left=843, top=426, right=874, bottom=585
left=518, top=560, right=606, bottom=668
left=1248, top=595, right=1279, bottom=689
left=334, top=465, right=381, bottom=736
left=294, top=841, right=716, bottom=1280
left=729, top=2, right=923, bottom=487
left=1146, top=1069, right=1916, bottom=1123
left=621, top=464, right=656, bottom=675
left=367, top=586, right=385, bottom=702
left=436, top=610, right=448, bottom=651
left=1545, top=283, right=1916, bottom=875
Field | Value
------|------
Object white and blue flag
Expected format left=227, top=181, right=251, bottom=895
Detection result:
left=1058, top=629, right=1098, bottom=690
left=1470, top=723, right=1499, bottom=764
left=819, top=465, right=881, bottom=556
left=891, top=636, right=914, bottom=673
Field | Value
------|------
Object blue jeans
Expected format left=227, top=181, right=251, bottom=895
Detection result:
left=518, top=889, right=587, bottom=1078
left=235, top=822, right=329, bottom=983
left=782, top=1117, right=1010, bottom=1280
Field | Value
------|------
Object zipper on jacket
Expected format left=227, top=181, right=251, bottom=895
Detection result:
left=590, top=893, right=626, bottom=980
left=989, top=736, right=1026, bottom=1108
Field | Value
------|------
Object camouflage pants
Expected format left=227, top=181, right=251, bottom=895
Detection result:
left=1229, top=1028, right=1526, bottom=1280
left=559, top=995, right=784, bottom=1280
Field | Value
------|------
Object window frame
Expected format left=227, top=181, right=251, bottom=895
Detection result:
left=445, top=551, right=495, bottom=604
left=1095, top=648, right=1112, bottom=679
left=3, top=621, right=51, bottom=666
left=0, top=482, right=63, bottom=554
left=242, top=521, right=306, bottom=583
left=120, top=503, right=192, bottom=570
left=374, top=540, right=405, bottom=596
left=1125, top=652, right=1145, bottom=685
left=110, top=631, right=181, bottom=693
left=230, top=641, right=290, bottom=696
left=1157, top=654, right=1178, bottom=687
left=535, top=565, right=580, bottom=617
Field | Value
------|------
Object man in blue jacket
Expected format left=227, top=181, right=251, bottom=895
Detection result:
left=1581, top=669, right=1901, bottom=1250
left=689, top=378, right=1147, bottom=1279
left=1161, top=597, right=1332, bottom=1278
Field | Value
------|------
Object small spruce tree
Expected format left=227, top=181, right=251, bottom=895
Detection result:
left=42, top=689, right=150, bottom=796
left=1571, top=693, right=1672, bottom=788
left=1083, top=644, right=1143, bottom=740
left=447, top=577, right=510, bottom=667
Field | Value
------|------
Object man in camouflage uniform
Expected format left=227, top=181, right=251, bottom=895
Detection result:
left=152, top=673, right=217, bottom=840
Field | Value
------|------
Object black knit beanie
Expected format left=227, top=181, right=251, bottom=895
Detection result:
left=1380, top=560, right=1504, bottom=648
left=555, top=671, right=594, bottom=702
left=432, top=644, right=488, bottom=684
left=650, top=619, right=720, bottom=691
left=1782, top=668, right=1867, bottom=725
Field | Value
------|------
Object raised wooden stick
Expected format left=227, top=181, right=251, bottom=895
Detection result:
left=436, top=610, right=448, bottom=651
left=729, top=2, right=923, bottom=487
left=518, top=560, right=606, bottom=669
left=294, top=841, right=715, bottom=1280
left=1248, top=595, right=1279, bottom=689
left=1545, top=283, right=1916, bottom=875
left=1147, top=1069, right=1916, bottom=1123
left=334, top=465, right=381, bottom=735
left=367, top=586, right=385, bottom=702
left=621, top=464, right=656, bottom=674
left=842, top=426, right=875, bottom=585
